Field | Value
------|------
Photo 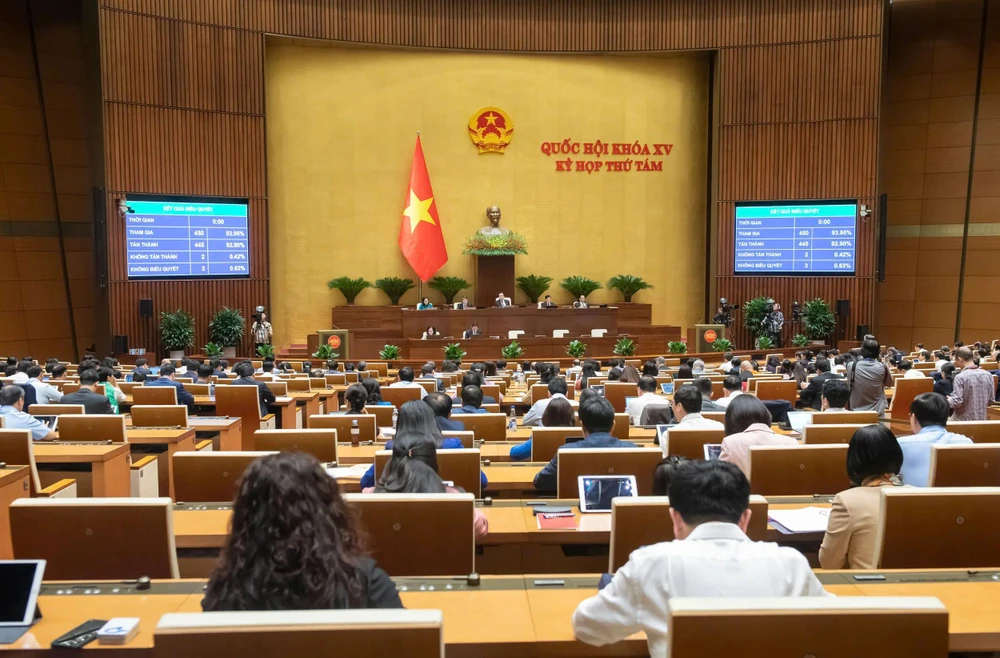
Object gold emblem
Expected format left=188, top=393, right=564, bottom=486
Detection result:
left=468, top=107, right=514, bottom=154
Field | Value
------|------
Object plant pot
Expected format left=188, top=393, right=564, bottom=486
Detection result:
left=169, top=350, right=185, bottom=360
left=223, top=346, right=237, bottom=359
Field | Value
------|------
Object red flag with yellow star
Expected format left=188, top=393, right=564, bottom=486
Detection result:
left=398, top=136, right=447, bottom=282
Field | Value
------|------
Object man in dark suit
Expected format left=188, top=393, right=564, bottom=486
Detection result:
left=540, top=294, right=557, bottom=308
left=425, top=391, right=464, bottom=432
left=61, top=369, right=115, bottom=414
left=231, top=360, right=276, bottom=418
left=694, top=377, right=726, bottom=413
left=144, top=364, right=196, bottom=409
left=494, top=292, right=512, bottom=307
left=462, top=323, right=483, bottom=340
left=798, top=357, right=839, bottom=410
left=450, top=371, right=497, bottom=405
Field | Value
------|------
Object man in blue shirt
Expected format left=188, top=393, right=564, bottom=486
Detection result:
left=453, top=385, right=488, bottom=415
left=897, top=392, right=973, bottom=487
left=533, top=395, right=637, bottom=492
left=0, top=384, right=55, bottom=441
left=144, top=364, right=196, bottom=409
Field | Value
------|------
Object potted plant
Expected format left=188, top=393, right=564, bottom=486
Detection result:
left=256, top=344, right=275, bottom=359
left=802, top=298, right=836, bottom=345
left=160, top=309, right=194, bottom=360
left=327, top=276, right=372, bottom=305
left=374, top=277, right=415, bottom=306
left=668, top=341, right=687, bottom=354
left=443, top=342, right=466, bottom=362
left=209, top=306, right=245, bottom=359
left=608, top=274, right=653, bottom=302
left=712, top=338, right=733, bottom=352
left=561, top=275, right=602, bottom=300
left=313, top=343, right=339, bottom=359
left=516, top=274, right=553, bottom=303
left=379, top=344, right=401, bottom=360
left=613, top=336, right=636, bottom=356
left=203, top=342, right=223, bottom=358
left=427, top=276, right=470, bottom=305
left=791, top=334, right=811, bottom=348
left=565, top=339, right=587, bottom=358
left=501, top=341, right=524, bottom=359
left=755, top=335, right=775, bottom=350
left=742, top=296, right=770, bottom=340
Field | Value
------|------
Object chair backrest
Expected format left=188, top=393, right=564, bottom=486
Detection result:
left=368, top=362, right=389, bottom=377
left=701, top=411, right=725, bottom=424
left=325, top=373, right=347, bottom=386
left=265, top=381, right=288, bottom=396
left=603, top=382, right=638, bottom=413
left=374, top=448, right=482, bottom=497
left=810, top=410, right=879, bottom=425
left=286, top=378, right=312, bottom=392
left=611, top=413, right=630, bottom=440
left=929, top=444, right=1000, bottom=487
left=10, top=497, right=178, bottom=579
left=748, top=444, right=850, bottom=495
left=609, top=495, right=769, bottom=572
left=556, top=447, right=661, bottom=497
left=309, top=414, right=378, bottom=443
left=888, top=377, right=934, bottom=420
left=58, top=414, right=127, bottom=443
left=183, top=383, right=211, bottom=396
left=801, top=423, right=868, bottom=444
left=667, top=597, right=948, bottom=658
left=945, top=421, right=1000, bottom=443
left=664, top=429, right=726, bottom=459
left=344, top=493, right=474, bottom=576
left=480, top=384, right=501, bottom=402
left=381, top=386, right=422, bottom=408
left=875, top=487, right=1000, bottom=568
left=172, top=451, right=276, bottom=502
left=154, top=610, right=444, bottom=658
left=440, top=430, right=475, bottom=448
left=365, top=405, right=396, bottom=428
left=531, top=427, right=586, bottom=462
left=130, top=405, right=189, bottom=428
left=254, top=429, right=339, bottom=464
left=0, top=428, right=41, bottom=492
left=529, top=384, right=547, bottom=403
left=216, top=385, right=266, bottom=449
left=134, top=385, right=178, bottom=405
left=755, top=380, right=798, bottom=405
left=454, top=413, right=506, bottom=441
left=415, top=380, right=436, bottom=394
left=29, top=404, right=85, bottom=415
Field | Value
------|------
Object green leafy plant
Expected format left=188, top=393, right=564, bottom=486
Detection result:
left=742, top=296, right=770, bottom=338
left=379, top=344, right=401, bottom=360
left=668, top=341, right=688, bottom=354
left=313, top=343, right=339, bottom=359
left=159, top=309, right=195, bottom=351
left=203, top=342, right=223, bottom=357
left=613, top=336, right=636, bottom=356
left=501, top=341, right=524, bottom=359
left=561, top=275, right=602, bottom=299
left=443, top=342, right=467, bottom=362
left=326, top=276, right=372, bottom=305
left=374, top=277, right=415, bottom=305
left=256, top=344, right=275, bottom=359
left=516, top=274, right=553, bottom=303
left=755, top=335, right=775, bottom=350
left=427, top=276, right=470, bottom=304
left=792, top=334, right=811, bottom=347
left=608, top=274, right=653, bottom=302
left=712, top=338, right=733, bottom=352
left=462, top=231, right=529, bottom=256
left=209, top=306, right=245, bottom=348
left=565, top=339, right=588, bottom=358
left=802, top=298, right=836, bottom=340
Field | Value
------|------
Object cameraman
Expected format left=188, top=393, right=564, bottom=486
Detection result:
left=251, top=312, right=273, bottom=354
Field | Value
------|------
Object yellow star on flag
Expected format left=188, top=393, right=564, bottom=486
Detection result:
left=403, top=189, right=436, bottom=233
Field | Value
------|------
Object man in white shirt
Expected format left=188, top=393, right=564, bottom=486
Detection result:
left=713, top=374, right=743, bottom=409
left=658, top=384, right=724, bottom=457
left=11, top=360, right=31, bottom=384
left=27, top=365, right=62, bottom=404
left=627, top=376, right=662, bottom=426
left=572, top=460, right=829, bottom=656
left=900, top=360, right=925, bottom=378
left=522, top=378, right=570, bottom=427
left=388, top=365, right=428, bottom=399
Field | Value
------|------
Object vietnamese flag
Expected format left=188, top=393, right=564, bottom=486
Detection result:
left=399, top=135, right=448, bottom=282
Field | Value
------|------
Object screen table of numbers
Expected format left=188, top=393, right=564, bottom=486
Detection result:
left=125, top=201, right=250, bottom=278
left=734, top=203, right=857, bottom=274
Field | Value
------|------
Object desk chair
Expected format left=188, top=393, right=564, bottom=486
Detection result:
left=368, top=362, right=389, bottom=378
left=556, top=447, right=661, bottom=497
left=365, top=405, right=396, bottom=428
left=529, top=383, right=548, bottom=404
left=454, top=413, right=506, bottom=441
left=308, top=377, right=328, bottom=390
left=415, top=379, right=436, bottom=394
left=374, top=448, right=481, bottom=497
left=929, top=443, right=1000, bottom=486
left=609, top=495, right=769, bottom=572
left=875, top=487, right=1000, bottom=568
left=286, top=378, right=312, bottom=392
left=382, top=386, right=422, bottom=408
left=265, top=381, right=288, bottom=396
left=530, top=427, right=586, bottom=462
left=181, top=383, right=210, bottom=397
left=10, top=497, right=178, bottom=579
left=604, top=382, right=638, bottom=413
left=611, top=413, right=630, bottom=440
left=440, top=430, right=475, bottom=448
left=58, top=414, right=127, bottom=443
left=216, top=385, right=277, bottom=450
left=172, top=451, right=276, bottom=502
left=888, top=377, right=933, bottom=420
left=133, top=385, right=177, bottom=405
left=118, top=382, right=140, bottom=394
left=485, top=378, right=508, bottom=395
left=254, top=429, right=339, bottom=464
left=748, top=444, right=849, bottom=496
left=663, top=428, right=725, bottom=459
left=810, top=410, right=879, bottom=425
left=154, top=610, right=444, bottom=658
left=666, top=597, right=948, bottom=658
left=0, top=429, right=77, bottom=497
left=345, top=493, right=474, bottom=576
left=130, top=405, right=189, bottom=428
left=471, top=403, right=501, bottom=414
left=480, top=384, right=501, bottom=402
left=801, top=424, right=868, bottom=444
left=29, top=404, right=84, bottom=415
left=309, top=414, right=378, bottom=443
left=945, top=420, right=1000, bottom=443
left=755, top=380, right=798, bottom=406
left=325, top=373, right=347, bottom=386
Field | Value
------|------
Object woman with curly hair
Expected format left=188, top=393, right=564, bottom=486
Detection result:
left=201, top=451, right=402, bottom=611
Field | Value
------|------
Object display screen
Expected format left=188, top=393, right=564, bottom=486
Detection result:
left=580, top=476, right=636, bottom=512
left=734, top=201, right=857, bottom=274
left=125, top=198, right=250, bottom=279
left=0, top=562, right=42, bottom=623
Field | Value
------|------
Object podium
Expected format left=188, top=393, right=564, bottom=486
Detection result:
left=695, top=324, right=726, bottom=353
left=475, top=255, right=515, bottom=307
left=311, top=329, right=351, bottom=359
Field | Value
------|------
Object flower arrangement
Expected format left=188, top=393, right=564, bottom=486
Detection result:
left=462, top=231, right=529, bottom=256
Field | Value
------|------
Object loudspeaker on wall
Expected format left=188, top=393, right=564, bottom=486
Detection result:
left=139, top=299, right=153, bottom=318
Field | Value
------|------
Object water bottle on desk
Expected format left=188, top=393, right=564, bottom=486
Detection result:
left=392, top=408, right=398, bottom=430
left=350, top=418, right=360, bottom=447
left=507, top=406, right=517, bottom=432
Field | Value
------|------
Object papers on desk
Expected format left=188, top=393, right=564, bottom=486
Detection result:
left=274, top=396, right=293, bottom=403
left=767, top=507, right=831, bottom=534
left=326, top=464, right=371, bottom=479
left=536, top=513, right=577, bottom=530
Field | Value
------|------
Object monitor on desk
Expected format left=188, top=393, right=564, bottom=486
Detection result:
left=786, top=410, right=813, bottom=434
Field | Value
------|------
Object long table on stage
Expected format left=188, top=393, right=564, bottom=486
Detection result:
left=402, top=306, right=634, bottom=340
left=408, top=335, right=674, bottom=360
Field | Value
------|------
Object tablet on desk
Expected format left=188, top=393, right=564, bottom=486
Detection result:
left=33, top=416, right=58, bottom=431
left=704, top=444, right=722, bottom=460
left=0, top=560, right=45, bottom=644
left=660, top=382, right=674, bottom=395
left=589, top=385, right=605, bottom=397
left=578, top=475, right=637, bottom=513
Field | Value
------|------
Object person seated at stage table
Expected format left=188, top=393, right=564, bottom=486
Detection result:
left=714, top=375, right=743, bottom=410
left=719, top=395, right=798, bottom=477
left=897, top=392, right=973, bottom=487
left=494, top=291, right=512, bottom=307
left=462, top=323, right=483, bottom=339
left=231, top=361, right=276, bottom=417
left=450, top=371, right=498, bottom=405
left=572, top=295, right=589, bottom=309
left=416, top=296, right=434, bottom=310
left=628, top=376, right=662, bottom=426
left=521, top=377, right=570, bottom=428
left=425, top=391, right=463, bottom=432
left=453, top=385, right=488, bottom=414
left=344, top=384, right=368, bottom=415
left=820, top=378, right=851, bottom=412
left=0, top=384, right=55, bottom=440
left=820, top=425, right=907, bottom=570
left=456, top=296, right=471, bottom=310
left=540, top=294, right=557, bottom=308
left=389, top=366, right=428, bottom=399
left=361, top=377, right=392, bottom=406
left=798, top=357, right=839, bottom=410
left=572, top=459, right=828, bottom=655
left=201, top=451, right=402, bottom=611
left=421, top=325, right=440, bottom=340
left=533, top=396, right=637, bottom=492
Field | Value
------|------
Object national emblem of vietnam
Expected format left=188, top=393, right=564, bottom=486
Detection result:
left=468, top=107, right=514, bottom=154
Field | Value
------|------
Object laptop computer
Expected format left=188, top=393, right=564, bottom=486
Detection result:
left=785, top=410, right=813, bottom=434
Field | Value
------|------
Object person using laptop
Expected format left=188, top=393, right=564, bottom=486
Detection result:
left=572, top=460, right=829, bottom=655
left=719, top=395, right=798, bottom=477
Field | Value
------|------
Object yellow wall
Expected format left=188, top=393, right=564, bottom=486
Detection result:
left=266, top=43, right=709, bottom=345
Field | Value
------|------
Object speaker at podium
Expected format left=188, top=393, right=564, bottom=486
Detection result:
left=695, top=324, right=726, bottom=353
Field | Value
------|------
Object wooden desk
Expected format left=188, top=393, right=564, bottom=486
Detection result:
left=126, top=428, right=197, bottom=499
left=0, top=466, right=30, bottom=559
left=123, top=396, right=299, bottom=430
left=288, top=391, right=320, bottom=427
left=187, top=416, right=242, bottom=452
left=33, top=443, right=131, bottom=497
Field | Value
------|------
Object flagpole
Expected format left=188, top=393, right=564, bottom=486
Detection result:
left=415, top=129, right=422, bottom=305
